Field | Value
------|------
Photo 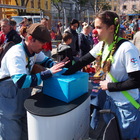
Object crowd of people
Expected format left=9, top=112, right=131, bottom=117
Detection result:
left=0, top=17, right=69, bottom=140
left=119, top=17, right=140, bottom=39
left=0, top=10, right=140, bottom=140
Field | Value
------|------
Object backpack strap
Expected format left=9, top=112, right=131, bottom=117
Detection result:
left=108, top=38, right=140, bottom=110
left=115, top=39, right=128, bottom=52
left=107, top=39, right=128, bottom=63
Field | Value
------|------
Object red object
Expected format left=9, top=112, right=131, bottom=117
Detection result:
left=50, top=31, right=56, bottom=40
left=42, top=42, right=52, bottom=51
left=92, top=29, right=98, bottom=34
left=0, top=31, right=6, bottom=45
left=83, top=64, right=95, bottom=73
left=28, top=35, right=33, bottom=40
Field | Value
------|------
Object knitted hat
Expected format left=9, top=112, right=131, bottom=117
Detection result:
left=27, top=23, right=51, bottom=43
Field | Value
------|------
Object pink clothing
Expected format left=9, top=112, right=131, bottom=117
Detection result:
left=93, top=36, right=99, bottom=45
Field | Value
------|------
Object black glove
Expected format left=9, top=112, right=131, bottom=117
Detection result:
left=62, top=70, right=73, bottom=75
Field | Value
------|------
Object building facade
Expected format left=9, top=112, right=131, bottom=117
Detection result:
left=95, top=0, right=120, bottom=14
left=0, top=0, right=51, bottom=19
left=120, top=0, right=140, bottom=15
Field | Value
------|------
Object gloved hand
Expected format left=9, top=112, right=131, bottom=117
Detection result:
left=62, top=70, right=72, bottom=75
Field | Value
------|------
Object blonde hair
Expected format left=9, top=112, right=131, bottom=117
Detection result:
left=82, top=23, right=91, bottom=29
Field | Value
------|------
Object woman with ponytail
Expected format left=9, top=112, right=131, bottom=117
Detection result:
left=63, top=10, right=140, bottom=139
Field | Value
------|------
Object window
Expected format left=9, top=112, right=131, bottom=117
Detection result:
left=132, top=5, right=136, bottom=9
left=114, top=6, right=117, bottom=11
left=123, top=5, right=127, bottom=10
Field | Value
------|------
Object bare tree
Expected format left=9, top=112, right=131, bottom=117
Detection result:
left=74, top=0, right=89, bottom=20
left=51, top=0, right=63, bottom=20
left=14, top=0, right=29, bottom=15
left=99, top=2, right=111, bottom=12
left=89, top=0, right=111, bottom=14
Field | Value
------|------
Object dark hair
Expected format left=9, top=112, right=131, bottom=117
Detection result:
left=96, top=10, right=120, bottom=27
left=41, top=18, right=48, bottom=21
left=1, top=18, right=16, bottom=27
left=62, top=32, right=72, bottom=42
left=96, top=10, right=120, bottom=42
left=10, top=19, right=17, bottom=27
left=95, top=11, right=120, bottom=75
left=70, top=19, right=79, bottom=27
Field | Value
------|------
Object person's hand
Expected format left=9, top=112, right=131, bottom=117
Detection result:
left=99, top=80, right=109, bottom=90
left=50, top=57, right=70, bottom=74
left=50, top=62, right=65, bottom=74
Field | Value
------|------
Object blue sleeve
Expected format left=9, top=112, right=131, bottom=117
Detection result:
left=12, top=73, right=42, bottom=88
left=36, top=57, right=56, bottom=68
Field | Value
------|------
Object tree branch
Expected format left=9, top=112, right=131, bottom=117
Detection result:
left=14, top=0, right=19, bottom=6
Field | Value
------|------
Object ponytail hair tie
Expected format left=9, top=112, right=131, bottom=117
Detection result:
left=114, top=17, right=119, bottom=25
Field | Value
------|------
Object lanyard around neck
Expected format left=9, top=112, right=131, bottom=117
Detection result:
left=101, top=37, right=122, bottom=67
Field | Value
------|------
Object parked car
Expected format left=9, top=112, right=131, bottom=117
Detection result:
left=11, top=15, right=49, bottom=27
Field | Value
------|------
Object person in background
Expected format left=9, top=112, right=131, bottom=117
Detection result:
left=76, top=21, right=83, bottom=33
left=78, top=23, right=94, bottom=73
left=0, top=30, right=5, bottom=46
left=0, top=19, right=18, bottom=45
left=0, top=18, right=22, bottom=44
left=119, top=24, right=126, bottom=38
left=17, top=21, right=27, bottom=32
left=79, top=23, right=92, bottom=57
left=50, top=29, right=56, bottom=40
left=0, top=18, right=22, bottom=54
left=133, top=19, right=139, bottom=33
left=92, top=29, right=99, bottom=46
left=56, top=21, right=63, bottom=40
left=22, top=17, right=29, bottom=26
left=40, top=18, right=49, bottom=30
left=28, top=18, right=33, bottom=26
left=0, top=23, right=69, bottom=140
left=10, top=19, right=17, bottom=30
left=138, top=16, right=140, bottom=31
left=63, top=10, right=140, bottom=139
left=57, top=32, right=73, bottom=68
left=64, top=19, right=80, bottom=62
left=132, top=30, right=140, bottom=56
left=40, top=18, right=52, bottom=58
left=19, top=26, right=27, bottom=40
